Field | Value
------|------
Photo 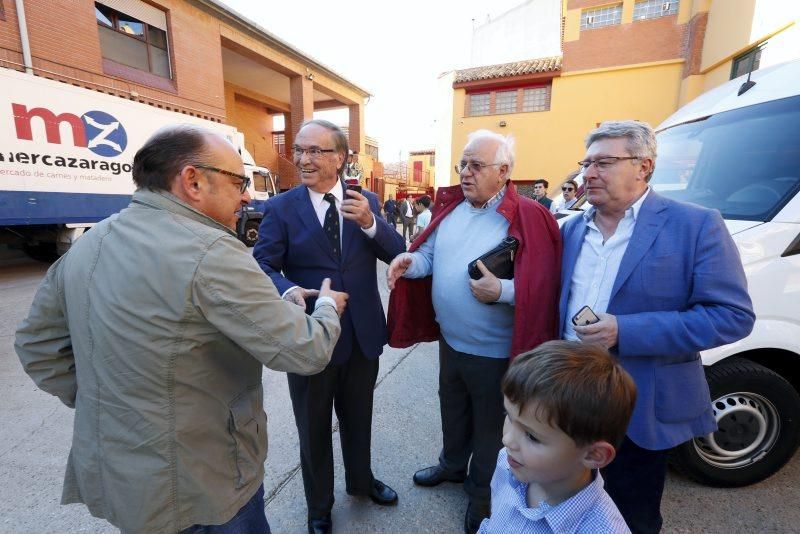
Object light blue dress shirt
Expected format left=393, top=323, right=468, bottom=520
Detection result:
left=563, top=188, right=650, bottom=340
left=479, top=449, right=630, bottom=533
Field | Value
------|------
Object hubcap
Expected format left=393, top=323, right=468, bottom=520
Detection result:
left=693, top=392, right=780, bottom=469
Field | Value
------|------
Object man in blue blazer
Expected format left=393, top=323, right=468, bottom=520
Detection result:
left=559, top=121, right=754, bottom=533
left=253, top=120, right=405, bottom=534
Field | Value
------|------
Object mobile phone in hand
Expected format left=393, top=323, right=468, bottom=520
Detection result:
left=346, top=184, right=362, bottom=194
left=572, top=305, right=600, bottom=326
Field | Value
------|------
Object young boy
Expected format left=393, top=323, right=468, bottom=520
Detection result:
left=479, top=340, right=637, bottom=533
left=410, top=195, right=431, bottom=242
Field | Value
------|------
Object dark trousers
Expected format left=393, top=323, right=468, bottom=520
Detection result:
left=287, top=344, right=380, bottom=519
left=385, top=213, right=397, bottom=228
left=437, top=339, right=509, bottom=507
left=602, top=436, right=669, bottom=534
left=180, top=485, right=270, bottom=533
left=401, top=216, right=414, bottom=241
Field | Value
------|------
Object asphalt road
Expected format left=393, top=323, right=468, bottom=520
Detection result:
left=1, top=255, right=798, bottom=533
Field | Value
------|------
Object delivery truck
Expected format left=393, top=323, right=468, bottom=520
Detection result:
left=0, top=67, right=276, bottom=259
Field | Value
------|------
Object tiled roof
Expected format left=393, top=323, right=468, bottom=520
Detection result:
left=454, top=56, right=562, bottom=83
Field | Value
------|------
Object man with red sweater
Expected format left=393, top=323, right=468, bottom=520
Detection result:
left=386, top=130, right=561, bottom=533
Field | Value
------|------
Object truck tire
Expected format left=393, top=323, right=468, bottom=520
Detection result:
left=23, top=242, right=58, bottom=263
left=671, top=358, right=800, bottom=487
left=242, top=220, right=260, bottom=248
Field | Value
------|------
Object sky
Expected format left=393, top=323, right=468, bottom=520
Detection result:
left=219, top=0, right=526, bottom=162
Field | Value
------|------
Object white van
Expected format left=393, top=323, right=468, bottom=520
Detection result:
left=561, top=59, right=800, bottom=487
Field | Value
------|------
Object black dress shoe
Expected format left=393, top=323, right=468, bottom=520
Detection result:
left=413, top=465, right=467, bottom=487
left=464, top=502, right=490, bottom=534
left=367, top=478, right=398, bottom=505
left=308, top=514, right=332, bottom=534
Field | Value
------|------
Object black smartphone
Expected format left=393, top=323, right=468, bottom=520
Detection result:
left=346, top=184, right=362, bottom=194
left=571, top=305, right=600, bottom=326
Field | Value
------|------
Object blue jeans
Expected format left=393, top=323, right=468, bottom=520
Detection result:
left=181, top=485, right=270, bottom=534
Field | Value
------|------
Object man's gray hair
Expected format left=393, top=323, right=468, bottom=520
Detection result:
left=132, top=124, right=216, bottom=191
left=300, top=119, right=349, bottom=176
left=466, top=129, right=515, bottom=177
left=585, top=120, right=657, bottom=159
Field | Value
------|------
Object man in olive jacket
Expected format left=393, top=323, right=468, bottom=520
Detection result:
left=14, top=126, right=346, bottom=533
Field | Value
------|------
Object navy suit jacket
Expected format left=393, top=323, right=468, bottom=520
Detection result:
left=253, top=184, right=405, bottom=366
left=559, top=191, right=755, bottom=450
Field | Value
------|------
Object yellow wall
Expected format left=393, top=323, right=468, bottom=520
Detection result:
left=450, top=62, right=684, bottom=192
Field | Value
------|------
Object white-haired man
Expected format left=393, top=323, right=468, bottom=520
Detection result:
left=386, top=130, right=561, bottom=533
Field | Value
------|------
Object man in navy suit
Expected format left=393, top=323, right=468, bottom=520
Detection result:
left=254, top=119, right=405, bottom=534
left=559, top=121, right=754, bottom=533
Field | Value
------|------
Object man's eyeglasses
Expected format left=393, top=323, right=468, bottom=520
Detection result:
left=562, top=186, right=575, bottom=192
left=577, top=156, right=640, bottom=172
left=194, top=165, right=250, bottom=193
left=454, top=161, right=503, bottom=174
left=292, top=146, right=337, bottom=159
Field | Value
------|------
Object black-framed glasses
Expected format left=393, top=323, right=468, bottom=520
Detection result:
left=577, top=156, right=640, bottom=172
left=292, top=146, right=337, bottom=159
left=194, top=165, right=250, bottom=193
left=562, top=186, right=575, bottom=192
left=454, top=161, right=502, bottom=174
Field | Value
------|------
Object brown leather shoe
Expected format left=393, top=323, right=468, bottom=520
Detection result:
left=413, top=465, right=467, bottom=487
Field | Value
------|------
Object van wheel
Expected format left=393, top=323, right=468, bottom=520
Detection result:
left=23, top=243, right=59, bottom=263
left=671, top=358, right=800, bottom=487
left=242, top=220, right=260, bottom=248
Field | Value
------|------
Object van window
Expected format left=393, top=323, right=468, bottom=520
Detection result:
left=651, top=95, right=800, bottom=221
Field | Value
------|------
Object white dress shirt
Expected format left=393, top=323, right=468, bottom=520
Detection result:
left=563, top=188, right=650, bottom=340
left=282, top=181, right=376, bottom=300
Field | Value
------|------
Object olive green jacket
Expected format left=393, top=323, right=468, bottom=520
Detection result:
left=15, top=190, right=341, bottom=533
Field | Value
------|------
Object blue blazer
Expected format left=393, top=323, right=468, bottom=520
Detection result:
left=559, top=191, right=755, bottom=450
left=253, top=185, right=405, bottom=366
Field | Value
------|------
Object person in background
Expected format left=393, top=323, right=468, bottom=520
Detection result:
left=410, top=195, right=432, bottom=241
left=383, top=194, right=397, bottom=228
left=480, top=340, right=636, bottom=534
left=560, top=120, right=755, bottom=533
left=15, top=125, right=346, bottom=533
left=532, top=179, right=552, bottom=210
left=551, top=173, right=580, bottom=214
left=253, top=119, right=405, bottom=534
left=398, top=196, right=415, bottom=241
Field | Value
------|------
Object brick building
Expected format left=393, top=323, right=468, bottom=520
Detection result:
left=0, top=0, right=372, bottom=188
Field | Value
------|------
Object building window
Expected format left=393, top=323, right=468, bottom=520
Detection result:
left=429, top=154, right=435, bottom=167
left=580, top=4, right=623, bottom=30
left=0, top=1, right=6, bottom=21
left=522, top=87, right=549, bottom=112
left=468, top=93, right=491, bottom=116
left=466, top=84, right=551, bottom=116
left=633, top=0, right=679, bottom=21
left=731, top=47, right=762, bottom=79
left=366, top=143, right=379, bottom=160
left=495, top=91, right=517, bottom=114
left=273, top=132, right=285, bottom=155
left=95, top=2, right=171, bottom=78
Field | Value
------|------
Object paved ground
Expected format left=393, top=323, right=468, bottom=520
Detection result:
left=1, top=253, right=799, bottom=533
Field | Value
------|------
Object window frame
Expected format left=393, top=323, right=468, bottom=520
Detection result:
left=95, top=2, right=171, bottom=79
left=580, top=3, right=623, bottom=31
left=633, top=0, right=679, bottom=22
left=466, top=83, right=551, bottom=117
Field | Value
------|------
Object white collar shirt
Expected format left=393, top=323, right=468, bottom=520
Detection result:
left=563, top=188, right=650, bottom=340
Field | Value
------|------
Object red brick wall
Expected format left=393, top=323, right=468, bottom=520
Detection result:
left=683, top=11, right=708, bottom=77
left=563, top=15, right=685, bottom=72
left=1, top=0, right=226, bottom=120
left=233, top=95, right=279, bottom=172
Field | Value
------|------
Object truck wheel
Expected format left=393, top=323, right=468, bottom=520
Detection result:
left=671, top=358, right=800, bottom=487
left=242, top=220, right=260, bottom=248
left=23, top=243, right=59, bottom=263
